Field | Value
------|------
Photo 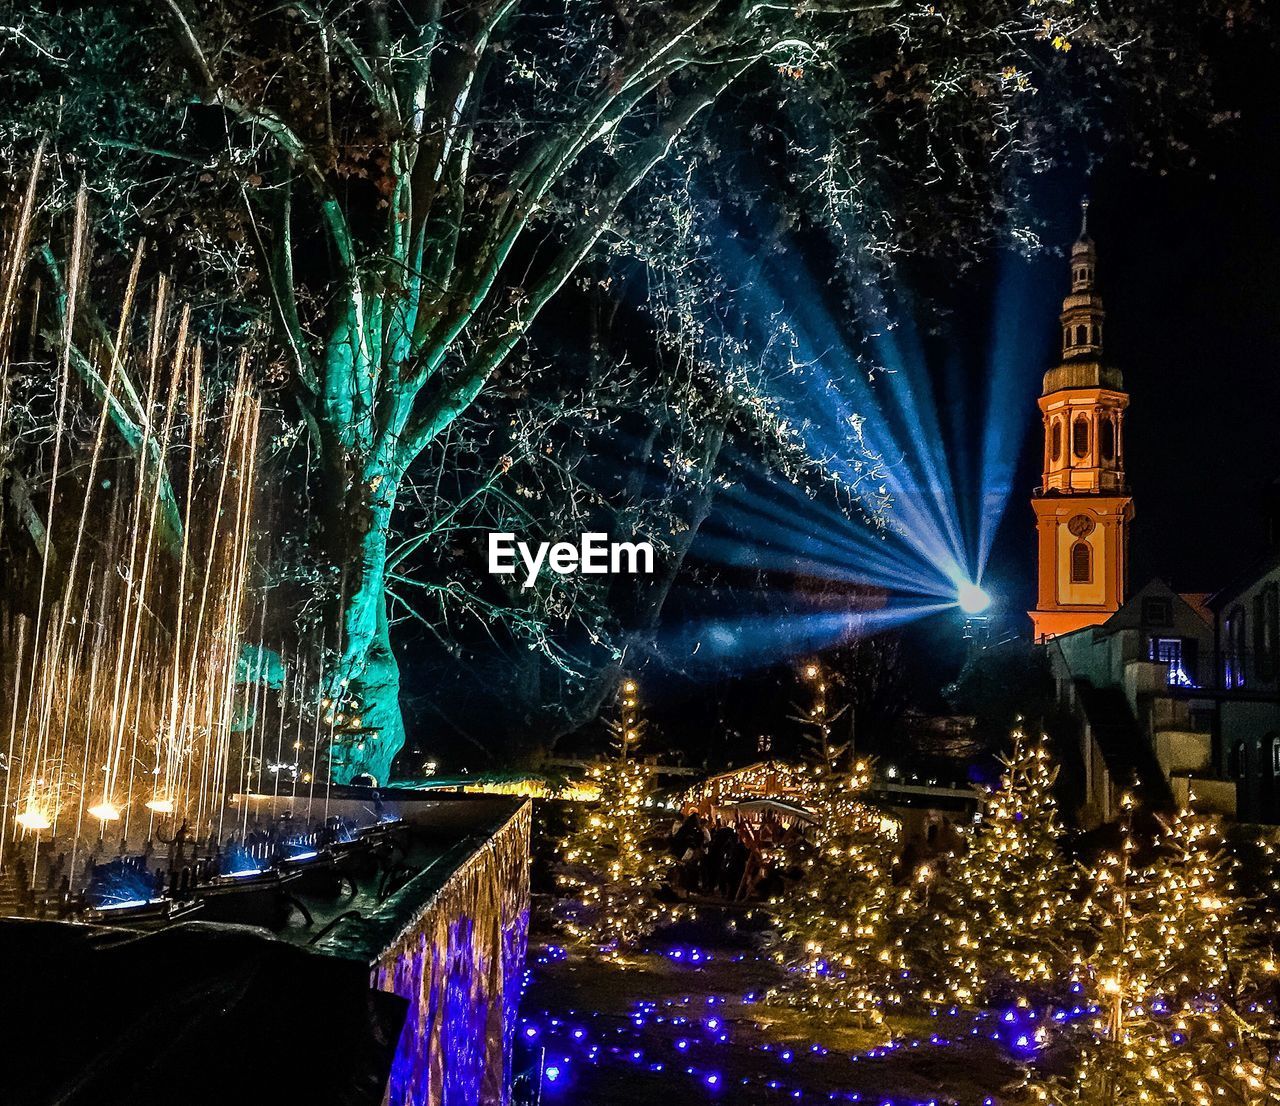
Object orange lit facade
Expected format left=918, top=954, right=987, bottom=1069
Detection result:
left=1030, top=203, right=1134, bottom=642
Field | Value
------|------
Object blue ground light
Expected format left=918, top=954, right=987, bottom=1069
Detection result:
left=512, top=939, right=1095, bottom=1104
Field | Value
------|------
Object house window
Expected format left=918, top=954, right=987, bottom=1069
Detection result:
left=1225, top=606, right=1247, bottom=688
left=1257, top=583, right=1280, bottom=683
left=1150, top=637, right=1195, bottom=687
left=1070, top=540, right=1092, bottom=584
left=1231, top=741, right=1248, bottom=778
left=1142, top=596, right=1173, bottom=626
left=1072, top=417, right=1090, bottom=458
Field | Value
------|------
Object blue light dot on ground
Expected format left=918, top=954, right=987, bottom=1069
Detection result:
left=513, top=931, right=1026, bottom=1105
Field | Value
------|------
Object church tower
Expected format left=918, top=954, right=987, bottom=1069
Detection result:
left=1030, top=201, right=1134, bottom=641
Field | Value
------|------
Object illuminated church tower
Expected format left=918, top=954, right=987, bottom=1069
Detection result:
left=1030, top=201, right=1134, bottom=641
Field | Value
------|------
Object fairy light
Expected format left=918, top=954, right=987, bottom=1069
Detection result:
left=557, top=676, right=680, bottom=949
left=765, top=660, right=901, bottom=1019
left=1028, top=799, right=1280, bottom=1103
left=891, top=729, right=1079, bottom=1009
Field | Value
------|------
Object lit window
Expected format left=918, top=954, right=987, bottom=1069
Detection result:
left=1149, top=637, right=1194, bottom=687
left=1225, top=606, right=1247, bottom=688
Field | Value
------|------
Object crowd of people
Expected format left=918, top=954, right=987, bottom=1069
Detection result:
left=662, top=809, right=798, bottom=902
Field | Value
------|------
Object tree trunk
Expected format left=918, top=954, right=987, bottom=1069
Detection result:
left=328, top=453, right=408, bottom=785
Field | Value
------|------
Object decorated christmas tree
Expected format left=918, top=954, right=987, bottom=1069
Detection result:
left=1030, top=796, right=1280, bottom=1104
left=557, top=677, right=670, bottom=950
left=772, top=660, right=899, bottom=1017
left=903, top=729, right=1078, bottom=1006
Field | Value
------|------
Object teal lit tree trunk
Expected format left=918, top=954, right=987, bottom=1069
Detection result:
left=158, top=0, right=848, bottom=780
left=328, top=450, right=407, bottom=784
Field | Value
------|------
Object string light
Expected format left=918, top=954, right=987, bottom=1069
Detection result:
left=557, top=676, right=678, bottom=949
left=892, top=730, right=1080, bottom=1009
left=1029, top=799, right=1280, bottom=1103
left=770, top=660, right=900, bottom=1019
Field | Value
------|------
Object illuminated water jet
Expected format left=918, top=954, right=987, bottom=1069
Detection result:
left=15, top=809, right=51, bottom=831
left=88, top=802, right=121, bottom=822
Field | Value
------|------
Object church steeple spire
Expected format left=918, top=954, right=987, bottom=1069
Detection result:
left=1061, top=196, right=1105, bottom=359
left=1029, top=204, right=1134, bottom=643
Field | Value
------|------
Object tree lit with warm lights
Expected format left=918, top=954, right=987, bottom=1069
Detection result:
left=899, top=730, right=1079, bottom=1007
left=556, top=678, right=671, bottom=950
left=1030, top=797, right=1280, bottom=1104
left=772, top=661, right=899, bottom=1018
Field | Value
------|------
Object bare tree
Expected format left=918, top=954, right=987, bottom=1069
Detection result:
left=0, top=0, right=1245, bottom=780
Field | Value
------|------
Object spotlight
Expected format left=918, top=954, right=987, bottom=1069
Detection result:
left=89, top=802, right=121, bottom=822
left=956, top=582, right=991, bottom=615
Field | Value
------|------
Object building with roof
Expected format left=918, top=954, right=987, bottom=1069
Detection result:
left=1027, top=209, right=1265, bottom=826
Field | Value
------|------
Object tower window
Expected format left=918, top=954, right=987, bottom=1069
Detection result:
left=1072, top=416, right=1089, bottom=458
left=1076, top=324, right=1088, bottom=346
left=1063, top=327, right=1071, bottom=348
left=1051, top=420, right=1062, bottom=461
left=1100, top=418, right=1115, bottom=461
left=1070, top=540, right=1092, bottom=584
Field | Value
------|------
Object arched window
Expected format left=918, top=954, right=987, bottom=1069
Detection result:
left=1063, top=327, right=1071, bottom=348
left=1226, top=606, right=1248, bottom=688
left=1099, top=418, right=1115, bottom=461
left=1070, top=540, right=1092, bottom=584
left=1051, top=421, right=1062, bottom=461
left=1076, top=323, right=1088, bottom=345
left=1230, top=740, right=1248, bottom=779
left=1072, top=416, right=1089, bottom=458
